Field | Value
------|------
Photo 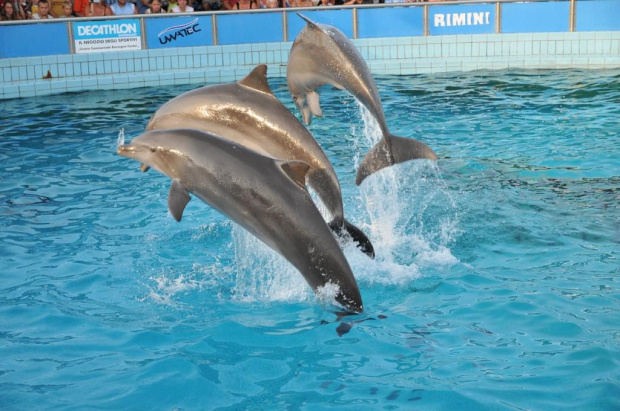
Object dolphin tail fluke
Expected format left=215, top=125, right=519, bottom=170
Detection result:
left=355, top=133, right=437, bottom=185
left=329, top=219, right=375, bottom=259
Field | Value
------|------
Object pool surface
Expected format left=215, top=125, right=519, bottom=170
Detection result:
left=1, top=69, right=619, bottom=409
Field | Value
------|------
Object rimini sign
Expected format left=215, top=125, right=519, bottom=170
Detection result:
left=73, top=20, right=142, bottom=54
left=430, top=4, right=496, bottom=35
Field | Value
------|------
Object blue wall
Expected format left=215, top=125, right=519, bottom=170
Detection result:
left=358, top=6, right=423, bottom=38
left=577, top=0, right=620, bottom=32
left=503, top=1, right=570, bottom=33
left=218, top=12, right=283, bottom=45
left=0, top=23, right=69, bottom=58
left=1, top=0, right=620, bottom=59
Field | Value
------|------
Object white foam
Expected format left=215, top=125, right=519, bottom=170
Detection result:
left=117, top=127, right=125, bottom=147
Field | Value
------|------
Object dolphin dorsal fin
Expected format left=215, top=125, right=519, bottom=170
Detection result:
left=279, top=160, right=310, bottom=190
left=238, top=64, right=274, bottom=96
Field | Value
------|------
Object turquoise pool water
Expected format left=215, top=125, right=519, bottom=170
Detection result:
left=1, top=69, right=619, bottom=409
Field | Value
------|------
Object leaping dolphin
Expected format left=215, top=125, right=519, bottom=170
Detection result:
left=145, top=64, right=374, bottom=258
left=287, top=14, right=438, bottom=185
left=117, top=129, right=364, bottom=313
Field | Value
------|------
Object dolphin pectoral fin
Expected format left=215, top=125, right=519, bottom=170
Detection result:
left=301, top=105, right=313, bottom=125
left=140, top=163, right=151, bottom=172
left=238, top=64, right=275, bottom=96
left=355, top=133, right=437, bottom=185
left=329, top=219, right=375, bottom=259
left=279, top=160, right=310, bottom=189
left=307, top=91, right=323, bottom=118
left=168, top=179, right=191, bottom=222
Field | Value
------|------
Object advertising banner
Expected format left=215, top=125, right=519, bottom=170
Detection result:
left=73, top=19, right=142, bottom=54
left=146, top=16, right=212, bottom=49
left=429, top=4, right=496, bottom=36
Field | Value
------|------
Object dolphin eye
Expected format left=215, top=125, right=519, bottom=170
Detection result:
left=150, top=147, right=156, bottom=153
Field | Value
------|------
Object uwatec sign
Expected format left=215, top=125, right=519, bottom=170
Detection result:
left=73, top=20, right=142, bottom=54
left=145, top=17, right=213, bottom=49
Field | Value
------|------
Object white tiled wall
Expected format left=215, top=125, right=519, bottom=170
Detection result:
left=2, top=31, right=619, bottom=100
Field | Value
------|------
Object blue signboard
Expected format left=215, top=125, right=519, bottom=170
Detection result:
left=358, top=6, right=424, bottom=39
left=502, top=1, right=570, bottom=33
left=287, top=9, right=354, bottom=41
left=429, top=4, right=496, bottom=36
left=577, top=0, right=620, bottom=32
left=0, top=23, right=69, bottom=58
left=217, top=12, right=283, bottom=45
left=73, top=19, right=141, bottom=53
left=146, top=16, right=213, bottom=49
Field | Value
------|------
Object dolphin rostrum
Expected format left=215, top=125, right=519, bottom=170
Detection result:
left=117, top=129, right=364, bottom=313
left=287, top=14, right=438, bottom=185
left=145, top=64, right=374, bottom=258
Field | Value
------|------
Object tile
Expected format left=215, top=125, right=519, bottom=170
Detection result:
left=113, top=75, right=130, bottom=84
left=26, top=65, right=35, bottom=80
left=112, top=60, right=120, bottom=73
left=103, top=52, right=119, bottom=61
left=587, top=40, right=596, bottom=54
left=96, top=61, right=105, bottom=75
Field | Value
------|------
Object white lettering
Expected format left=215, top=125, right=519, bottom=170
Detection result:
left=434, top=14, right=445, bottom=27
left=434, top=11, right=491, bottom=27
left=77, top=23, right=137, bottom=37
left=452, top=13, right=466, bottom=26
left=474, top=12, right=484, bottom=25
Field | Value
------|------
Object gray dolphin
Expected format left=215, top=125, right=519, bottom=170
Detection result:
left=117, top=128, right=363, bottom=313
left=145, top=64, right=374, bottom=258
left=287, top=14, right=438, bottom=185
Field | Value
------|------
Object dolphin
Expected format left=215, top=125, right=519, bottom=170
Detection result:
left=145, top=64, right=374, bottom=258
left=287, top=14, right=438, bottom=185
left=117, top=128, right=364, bottom=313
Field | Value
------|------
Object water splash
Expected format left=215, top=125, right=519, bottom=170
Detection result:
left=350, top=103, right=460, bottom=285
left=117, top=127, right=125, bottom=147
left=230, top=225, right=312, bottom=304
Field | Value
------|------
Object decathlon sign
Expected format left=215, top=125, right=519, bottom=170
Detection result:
left=73, top=20, right=142, bottom=53
left=430, top=4, right=495, bottom=35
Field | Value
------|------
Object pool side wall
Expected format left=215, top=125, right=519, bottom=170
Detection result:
left=1, top=1, right=619, bottom=100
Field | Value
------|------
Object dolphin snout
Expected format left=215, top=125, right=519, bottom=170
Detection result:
left=116, top=144, right=136, bottom=157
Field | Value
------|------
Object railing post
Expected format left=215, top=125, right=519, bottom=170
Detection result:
left=353, top=7, right=358, bottom=39
left=211, top=13, right=218, bottom=46
left=495, top=1, right=501, bottom=34
left=423, top=4, right=429, bottom=36
left=569, top=0, right=576, bottom=32
left=140, top=17, right=147, bottom=50
left=283, top=10, right=288, bottom=42
left=67, top=21, right=75, bottom=54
